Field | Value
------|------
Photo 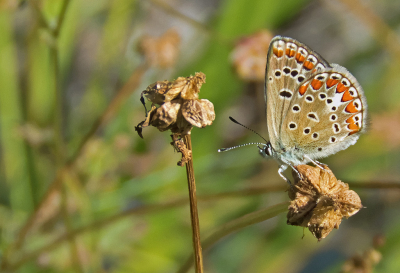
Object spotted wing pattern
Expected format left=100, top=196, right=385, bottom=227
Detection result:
left=280, top=64, right=367, bottom=159
left=265, top=36, right=367, bottom=163
left=265, top=36, right=331, bottom=151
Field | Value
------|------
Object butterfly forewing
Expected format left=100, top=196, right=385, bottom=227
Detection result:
left=265, top=36, right=331, bottom=151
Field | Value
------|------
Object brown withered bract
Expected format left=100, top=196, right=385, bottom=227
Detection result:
left=141, top=72, right=205, bottom=105
left=171, top=134, right=192, bottom=167
left=287, top=165, right=362, bottom=241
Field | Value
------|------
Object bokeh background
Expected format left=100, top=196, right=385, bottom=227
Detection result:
left=1, top=0, right=400, bottom=272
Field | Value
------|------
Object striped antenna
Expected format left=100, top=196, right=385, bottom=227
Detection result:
left=218, top=142, right=266, bottom=152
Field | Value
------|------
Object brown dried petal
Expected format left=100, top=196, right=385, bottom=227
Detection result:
left=337, top=186, right=363, bottom=218
left=174, top=110, right=194, bottom=135
left=150, top=100, right=181, bottom=131
left=181, top=99, right=215, bottom=128
left=142, top=105, right=158, bottom=127
left=287, top=195, right=314, bottom=227
left=141, top=72, right=206, bottom=105
left=180, top=72, right=206, bottom=100
left=308, top=199, right=343, bottom=240
left=142, top=80, right=181, bottom=105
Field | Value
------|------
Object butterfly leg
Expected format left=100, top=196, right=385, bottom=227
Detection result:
left=304, top=155, right=326, bottom=170
left=288, top=164, right=301, bottom=178
left=278, top=164, right=292, bottom=185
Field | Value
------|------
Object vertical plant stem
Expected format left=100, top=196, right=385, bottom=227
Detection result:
left=183, top=134, right=204, bottom=273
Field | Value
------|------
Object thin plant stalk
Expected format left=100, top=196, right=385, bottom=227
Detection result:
left=183, top=134, right=204, bottom=273
left=177, top=202, right=289, bottom=273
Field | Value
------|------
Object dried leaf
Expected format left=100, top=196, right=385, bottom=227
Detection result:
left=287, top=165, right=363, bottom=240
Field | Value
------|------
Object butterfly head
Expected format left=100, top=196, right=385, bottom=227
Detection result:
left=258, top=141, right=274, bottom=159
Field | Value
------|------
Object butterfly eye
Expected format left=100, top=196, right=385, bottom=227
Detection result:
left=264, top=145, right=272, bottom=156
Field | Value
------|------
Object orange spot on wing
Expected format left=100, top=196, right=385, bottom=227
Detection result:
left=286, top=48, right=296, bottom=58
left=311, top=79, right=323, bottom=90
left=299, top=84, right=309, bottom=95
left=341, top=89, right=355, bottom=102
left=273, top=47, right=283, bottom=57
left=336, top=82, right=349, bottom=93
left=346, top=116, right=355, bottom=124
left=295, top=53, right=305, bottom=63
left=346, top=115, right=360, bottom=135
left=326, top=79, right=339, bottom=88
left=348, top=123, right=359, bottom=130
left=303, top=60, right=314, bottom=70
left=345, top=101, right=358, bottom=113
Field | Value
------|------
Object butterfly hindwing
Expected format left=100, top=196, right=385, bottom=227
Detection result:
left=279, top=64, right=367, bottom=159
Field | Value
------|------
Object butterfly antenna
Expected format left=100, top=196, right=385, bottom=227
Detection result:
left=228, top=116, right=269, bottom=143
left=218, top=142, right=266, bottom=152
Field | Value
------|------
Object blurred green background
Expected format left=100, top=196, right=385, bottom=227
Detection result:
left=1, top=0, right=400, bottom=272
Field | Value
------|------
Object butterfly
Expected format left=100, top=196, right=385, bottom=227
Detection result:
left=221, top=36, right=368, bottom=183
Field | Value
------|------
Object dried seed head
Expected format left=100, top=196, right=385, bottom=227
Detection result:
left=137, top=72, right=215, bottom=137
left=230, top=30, right=273, bottom=81
left=139, top=29, right=180, bottom=68
left=341, top=247, right=382, bottom=273
left=287, top=165, right=362, bottom=241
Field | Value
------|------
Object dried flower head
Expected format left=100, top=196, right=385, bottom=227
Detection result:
left=341, top=249, right=381, bottom=273
left=287, top=165, right=363, bottom=241
left=230, top=30, right=273, bottom=81
left=136, top=72, right=215, bottom=137
left=139, top=29, right=180, bottom=68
